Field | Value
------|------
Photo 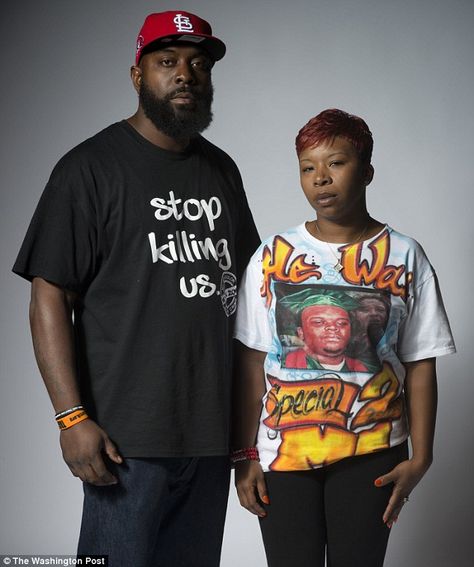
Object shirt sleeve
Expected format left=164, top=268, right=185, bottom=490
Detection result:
left=234, top=252, right=272, bottom=352
left=397, top=272, right=456, bottom=362
left=12, top=176, right=97, bottom=294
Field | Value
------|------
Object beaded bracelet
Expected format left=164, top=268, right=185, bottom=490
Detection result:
left=230, top=447, right=260, bottom=464
left=56, top=408, right=89, bottom=430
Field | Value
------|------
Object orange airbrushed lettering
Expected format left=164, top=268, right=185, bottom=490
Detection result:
left=260, top=236, right=322, bottom=306
left=351, top=362, right=403, bottom=430
left=340, top=230, right=412, bottom=300
left=264, top=376, right=360, bottom=431
left=267, top=364, right=404, bottom=470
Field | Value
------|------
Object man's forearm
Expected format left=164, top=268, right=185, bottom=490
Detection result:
left=29, top=278, right=121, bottom=485
left=30, top=277, right=81, bottom=413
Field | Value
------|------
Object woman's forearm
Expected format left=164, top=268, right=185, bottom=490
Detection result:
left=404, top=357, right=438, bottom=468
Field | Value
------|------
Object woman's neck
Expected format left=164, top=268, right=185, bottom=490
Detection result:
left=307, top=216, right=384, bottom=244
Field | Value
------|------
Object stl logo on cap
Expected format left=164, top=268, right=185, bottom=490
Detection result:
left=173, top=13, right=194, bottom=33
left=134, top=11, right=226, bottom=64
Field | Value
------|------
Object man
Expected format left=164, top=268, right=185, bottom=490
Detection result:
left=353, top=295, right=390, bottom=341
left=13, top=10, right=259, bottom=567
left=347, top=294, right=390, bottom=372
left=281, top=289, right=368, bottom=371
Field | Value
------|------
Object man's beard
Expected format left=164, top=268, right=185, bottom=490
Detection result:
left=139, top=81, right=214, bottom=141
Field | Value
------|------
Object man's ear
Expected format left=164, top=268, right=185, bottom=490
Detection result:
left=365, top=164, right=374, bottom=186
left=297, top=327, right=304, bottom=341
left=130, top=65, right=142, bottom=94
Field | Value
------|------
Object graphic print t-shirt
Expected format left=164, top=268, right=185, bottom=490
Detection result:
left=235, top=223, right=455, bottom=472
left=13, top=121, right=260, bottom=457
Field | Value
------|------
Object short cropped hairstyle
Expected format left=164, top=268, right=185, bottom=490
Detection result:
left=295, top=108, right=373, bottom=165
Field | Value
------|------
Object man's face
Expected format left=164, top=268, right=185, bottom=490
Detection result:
left=135, top=45, right=214, bottom=139
left=355, top=298, right=388, bottom=328
left=298, top=305, right=351, bottom=360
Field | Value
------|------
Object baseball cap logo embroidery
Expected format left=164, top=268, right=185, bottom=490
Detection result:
left=134, top=11, right=226, bottom=64
left=173, top=13, right=194, bottom=32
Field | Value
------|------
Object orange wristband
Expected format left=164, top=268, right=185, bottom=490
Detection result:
left=56, top=409, right=89, bottom=430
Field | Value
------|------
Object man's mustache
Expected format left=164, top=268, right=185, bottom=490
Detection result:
left=166, top=87, right=202, bottom=101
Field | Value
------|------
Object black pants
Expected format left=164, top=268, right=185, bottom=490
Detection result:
left=259, top=442, right=408, bottom=567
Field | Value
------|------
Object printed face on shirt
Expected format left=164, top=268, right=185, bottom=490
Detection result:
left=354, top=297, right=389, bottom=328
left=352, top=296, right=389, bottom=347
left=136, top=45, right=214, bottom=138
left=297, top=305, right=351, bottom=363
left=298, top=137, right=374, bottom=224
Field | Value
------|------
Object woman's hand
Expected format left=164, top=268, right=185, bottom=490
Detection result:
left=235, top=460, right=269, bottom=518
left=375, top=458, right=431, bottom=527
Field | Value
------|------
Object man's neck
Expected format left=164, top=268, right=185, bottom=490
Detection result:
left=304, top=346, right=345, bottom=367
left=319, top=359, right=346, bottom=371
left=127, top=111, right=190, bottom=152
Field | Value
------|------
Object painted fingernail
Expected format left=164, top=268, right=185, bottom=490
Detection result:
left=375, top=478, right=383, bottom=487
left=262, top=495, right=270, bottom=505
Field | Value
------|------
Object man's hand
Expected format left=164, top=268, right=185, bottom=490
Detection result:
left=60, top=419, right=123, bottom=486
left=235, top=460, right=269, bottom=518
left=375, top=458, right=431, bottom=528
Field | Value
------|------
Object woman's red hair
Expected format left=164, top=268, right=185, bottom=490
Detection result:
left=295, top=109, right=373, bottom=164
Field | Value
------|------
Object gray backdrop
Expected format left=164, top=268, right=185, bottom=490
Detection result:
left=1, top=1, right=472, bottom=565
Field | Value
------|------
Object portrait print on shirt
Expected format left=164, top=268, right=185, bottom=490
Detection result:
left=275, top=283, right=391, bottom=375
left=266, top=282, right=398, bottom=470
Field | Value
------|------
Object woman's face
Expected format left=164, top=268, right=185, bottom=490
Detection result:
left=298, top=137, right=373, bottom=224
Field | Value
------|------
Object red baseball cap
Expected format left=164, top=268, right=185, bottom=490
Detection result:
left=135, top=11, right=226, bottom=65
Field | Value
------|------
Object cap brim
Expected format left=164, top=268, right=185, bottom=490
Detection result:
left=139, top=34, right=226, bottom=63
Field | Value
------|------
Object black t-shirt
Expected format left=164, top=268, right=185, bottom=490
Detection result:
left=13, top=121, right=260, bottom=457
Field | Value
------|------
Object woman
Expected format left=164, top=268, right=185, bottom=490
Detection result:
left=232, top=109, right=455, bottom=567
